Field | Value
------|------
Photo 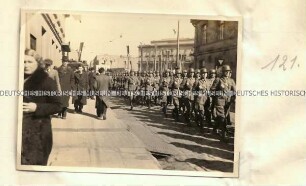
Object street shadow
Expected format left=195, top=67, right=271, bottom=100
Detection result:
left=171, top=142, right=234, bottom=161
left=157, top=131, right=234, bottom=151
left=109, top=97, right=235, bottom=163
left=184, top=158, right=233, bottom=172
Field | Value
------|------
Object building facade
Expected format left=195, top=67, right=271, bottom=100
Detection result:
left=191, top=20, right=238, bottom=80
left=138, top=38, right=194, bottom=72
left=92, top=54, right=138, bottom=72
left=24, top=13, right=69, bottom=67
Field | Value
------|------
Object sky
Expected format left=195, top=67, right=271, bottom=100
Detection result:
left=64, top=12, right=195, bottom=62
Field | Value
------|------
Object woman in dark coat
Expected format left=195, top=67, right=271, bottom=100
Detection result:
left=22, top=49, right=62, bottom=165
left=57, top=61, right=74, bottom=119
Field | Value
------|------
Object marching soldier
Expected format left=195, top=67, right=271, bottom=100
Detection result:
left=194, top=68, right=210, bottom=130
left=128, top=71, right=139, bottom=110
left=153, top=71, right=161, bottom=105
left=168, top=70, right=174, bottom=106
left=145, top=71, right=155, bottom=109
left=179, top=69, right=188, bottom=115
left=171, top=69, right=182, bottom=121
left=159, top=69, right=171, bottom=117
left=207, top=69, right=217, bottom=126
left=193, top=69, right=201, bottom=122
left=183, top=68, right=196, bottom=125
left=210, top=65, right=236, bottom=142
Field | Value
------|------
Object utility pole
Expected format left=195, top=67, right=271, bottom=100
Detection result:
left=176, top=21, right=180, bottom=70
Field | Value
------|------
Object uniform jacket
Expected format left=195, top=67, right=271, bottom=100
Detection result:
left=210, top=76, right=236, bottom=105
left=128, top=76, right=139, bottom=91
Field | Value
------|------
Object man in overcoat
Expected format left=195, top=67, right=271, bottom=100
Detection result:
left=57, top=60, right=74, bottom=119
left=94, top=67, right=112, bottom=120
left=72, top=65, right=88, bottom=113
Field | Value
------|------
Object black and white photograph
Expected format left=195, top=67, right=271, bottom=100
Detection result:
left=17, top=10, right=241, bottom=177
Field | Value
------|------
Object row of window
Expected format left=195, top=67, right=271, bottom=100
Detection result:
left=199, top=21, right=225, bottom=44
left=30, top=33, right=61, bottom=53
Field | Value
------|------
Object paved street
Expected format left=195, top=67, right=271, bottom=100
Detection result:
left=48, top=96, right=235, bottom=172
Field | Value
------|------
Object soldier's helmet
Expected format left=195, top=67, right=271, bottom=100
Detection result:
left=209, top=69, right=216, bottom=74
left=188, top=68, right=195, bottom=73
left=195, top=69, right=201, bottom=74
left=183, top=69, right=188, bottom=73
left=201, top=68, right=208, bottom=73
left=149, top=70, right=153, bottom=74
left=222, top=65, right=231, bottom=72
left=156, top=71, right=160, bottom=75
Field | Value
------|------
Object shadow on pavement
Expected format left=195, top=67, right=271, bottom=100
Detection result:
left=108, top=97, right=235, bottom=172
left=184, top=158, right=233, bottom=172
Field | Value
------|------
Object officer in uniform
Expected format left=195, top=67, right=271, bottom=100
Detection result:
left=160, top=69, right=171, bottom=117
left=145, top=71, right=155, bottom=109
left=183, top=68, right=196, bottom=125
left=210, top=65, right=236, bottom=142
left=171, top=69, right=182, bottom=121
left=128, top=71, right=139, bottom=110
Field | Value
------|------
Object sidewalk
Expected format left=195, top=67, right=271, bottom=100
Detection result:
left=47, top=99, right=161, bottom=169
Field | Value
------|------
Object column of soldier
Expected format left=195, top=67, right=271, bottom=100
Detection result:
left=111, top=65, right=236, bottom=142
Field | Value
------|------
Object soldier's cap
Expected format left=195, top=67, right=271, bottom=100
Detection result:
left=176, top=71, right=181, bottom=74
left=188, top=68, right=195, bottom=73
left=165, top=69, right=170, bottom=73
left=195, top=69, right=201, bottom=74
left=149, top=71, right=153, bottom=74
left=222, top=65, right=231, bottom=72
left=183, top=69, right=188, bottom=73
left=209, top=69, right=216, bottom=74
left=201, top=68, right=208, bottom=73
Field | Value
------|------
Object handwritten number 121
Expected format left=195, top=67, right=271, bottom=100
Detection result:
left=262, top=55, right=299, bottom=71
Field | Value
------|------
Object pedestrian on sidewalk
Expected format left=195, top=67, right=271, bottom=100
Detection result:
left=94, top=67, right=112, bottom=120
left=57, top=60, right=74, bottom=119
left=72, top=65, right=88, bottom=113
left=42, top=58, right=61, bottom=92
left=22, top=49, right=62, bottom=165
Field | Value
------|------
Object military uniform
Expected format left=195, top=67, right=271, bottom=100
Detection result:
left=145, top=71, right=155, bottom=109
left=210, top=65, right=236, bottom=142
left=194, top=68, right=210, bottom=128
left=160, top=70, right=171, bottom=117
left=179, top=70, right=188, bottom=114
left=128, top=71, right=139, bottom=110
left=183, top=68, right=196, bottom=124
left=207, top=69, right=217, bottom=125
left=171, top=72, right=182, bottom=121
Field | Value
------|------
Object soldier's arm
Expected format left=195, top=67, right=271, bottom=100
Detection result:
left=210, top=78, right=220, bottom=91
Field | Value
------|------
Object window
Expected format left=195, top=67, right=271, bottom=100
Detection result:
left=219, top=21, right=224, bottom=40
left=202, top=24, right=207, bottom=44
left=30, top=34, right=36, bottom=50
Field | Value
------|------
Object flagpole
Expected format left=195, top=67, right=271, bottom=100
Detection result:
left=176, top=20, right=180, bottom=70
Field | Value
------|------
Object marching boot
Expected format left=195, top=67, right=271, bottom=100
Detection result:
left=211, top=116, right=221, bottom=134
